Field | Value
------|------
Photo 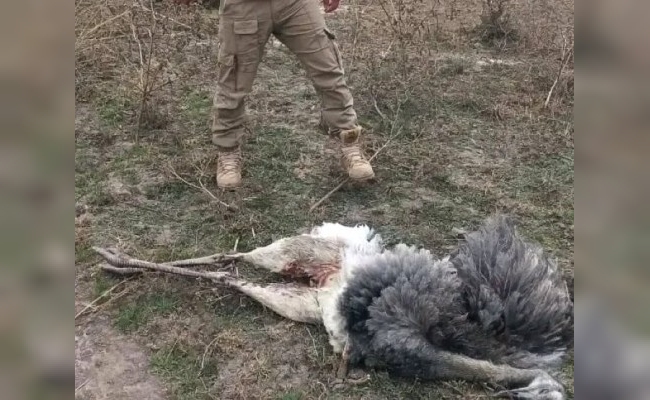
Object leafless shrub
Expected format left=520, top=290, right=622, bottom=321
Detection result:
left=341, top=0, right=573, bottom=119
left=75, top=0, right=217, bottom=136
left=476, top=0, right=519, bottom=49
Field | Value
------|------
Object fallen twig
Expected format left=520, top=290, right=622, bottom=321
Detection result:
left=136, top=2, right=193, bottom=31
left=76, top=10, right=130, bottom=45
left=309, top=126, right=403, bottom=212
left=75, top=378, right=90, bottom=393
left=309, top=179, right=348, bottom=213
left=317, top=381, right=329, bottom=400
left=310, top=94, right=407, bottom=212
left=200, top=336, right=220, bottom=373
left=544, top=38, right=574, bottom=108
left=75, top=278, right=131, bottom=320
left=168, top=164, right=238, bottom=211
left=372, top=96, right=387, bottom=120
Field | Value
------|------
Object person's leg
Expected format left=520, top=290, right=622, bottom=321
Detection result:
left=211, top=0, right=273, bottom=189
left=273, top=0, right=375, bottom=181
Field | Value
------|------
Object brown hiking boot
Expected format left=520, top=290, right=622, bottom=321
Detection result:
left=216, top=146, right=242, bottom=189
left=339, top=127, right=375, bottom=181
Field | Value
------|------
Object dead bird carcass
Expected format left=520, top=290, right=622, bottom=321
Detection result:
left=94, top=215, right=573, bottom=400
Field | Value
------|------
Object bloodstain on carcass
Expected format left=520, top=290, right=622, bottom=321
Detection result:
left=282, top=261, right=340, bottom=288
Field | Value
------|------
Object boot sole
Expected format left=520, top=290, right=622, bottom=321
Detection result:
left=349, top=172, right=376, bottom=182
left=218, top=184, right=242, bottom=191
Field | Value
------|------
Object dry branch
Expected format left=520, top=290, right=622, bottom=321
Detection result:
left=75, top=277, right=132, bottom=320
left=544, top=39, right=574, bottom=108
left=309, top=126, right=404, bottom=212
left=200, top=336, right=220, bottom=373
left=310, top=94, right=408, bottom=212
left=135, top=2, right=193, bottom=30
left=168, top=164, right=238, bottom=211
left=76, top=10, right=130, bottom=44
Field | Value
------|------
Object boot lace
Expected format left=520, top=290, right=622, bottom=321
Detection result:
left=219, top=149, right=241, bottom=173
left=342, top=145, right=368, bottom=166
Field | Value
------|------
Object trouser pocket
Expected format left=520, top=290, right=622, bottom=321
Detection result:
left=217, top=19, right=260, bottom=93
left=324, top=28, right=344, bottom=70
left=217, top=51, right=239, bottom=108
left=233, top=20, right=260, bottom=75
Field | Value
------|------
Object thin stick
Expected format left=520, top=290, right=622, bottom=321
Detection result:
left=130, top=22, right=145, bottom=89
left=305, top=327, right=321, bottom=362
left=544, top=40, right=574, bottom=108
left=168, top=165, right=238, bottom=210
left=200, top=336, right=220, bottom=373
left=347, top=0, right=361, bottom=78
left=441, top=381, right=466, bottom=396
left=75, top=378, right=90, bottom=393
left=309, top=180, right=348, bottom=213
left=136, top=3, right=192, bottom=30
left=336, top=341, right=351, bottom=379
left=368, top=39, right=394, bottom=120
left=317, top=381, right=328, bottom=400
left=75, top=278, right=131, bottom=320
left=77, top=10, right=130, bottom=43
left=372, top=96, right=387, bottom=120
left=309, top=127, right=404, bottom=212
left=367, top=127, right=403, bottom=164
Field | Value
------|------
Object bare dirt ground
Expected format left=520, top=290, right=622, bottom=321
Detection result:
left=75, top=0, right=574, bottom=398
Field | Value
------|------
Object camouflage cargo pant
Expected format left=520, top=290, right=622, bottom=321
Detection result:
left=211, top=0, right=358, bottom=148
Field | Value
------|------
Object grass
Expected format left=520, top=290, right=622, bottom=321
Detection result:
left=115, top=292, right=181, bottom=333
left=151, top=343, right=219, bottom=400
left=181, top=89, right=213, bottom=121
left=277, top=391, right=305, bottom=400
left=97, top=96, right=133, bottom=128
left=75, top=0, right=573, bottom=398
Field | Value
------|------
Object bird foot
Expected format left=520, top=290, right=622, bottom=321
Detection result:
left=493, top=372, right=565, bottom=400
left=346, top=368, right=370, bottom=384
left=331, top=369, right=370, bottom=389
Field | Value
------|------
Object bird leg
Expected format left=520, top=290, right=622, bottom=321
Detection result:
left=226, top=280, right=322, bottom=323
left=93, top=246, right=243, bottom=271
left=431, top=351, right=565, bottom=400
left=94, top=231, right=344, bottom=288
left=336, top=341, right=351, bottom=379
left=93, top=247, right=231, bottom=279
left=333, top=341, right=370, bottom=385
left=94, top=247, right=323, bottom=324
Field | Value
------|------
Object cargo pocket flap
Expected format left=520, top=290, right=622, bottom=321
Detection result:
left=324, top=28, right=336, bottom=40
left=234, top=20, right=258, bottom=35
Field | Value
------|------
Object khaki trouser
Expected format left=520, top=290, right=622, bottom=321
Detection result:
left=211, top=0, right=358, bottom=148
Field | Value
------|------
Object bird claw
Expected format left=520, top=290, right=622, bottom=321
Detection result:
left=336, top=341, right=350, bottom=379
left=492, top=373, right=565, bottom=400
left=330, top=370, right=370, bottom=389
left=346, top=369, right=370, bottom=385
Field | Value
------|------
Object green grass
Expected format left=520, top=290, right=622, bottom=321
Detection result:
left=276, top=391, right=304, bottom=400
left=151, top=343, right=219, bottom=400
left=115, top=292, right=181, bottom=333
left=181, top=89, right=213, bottom=121
left=504, top=152, right=574, bottom=208
left=75, top=239, right=97, bottom=266
left=92, top=273, right=119, bottom=298
left=98, top=96, right=132, bottom=128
